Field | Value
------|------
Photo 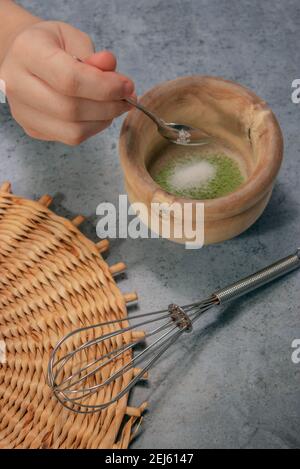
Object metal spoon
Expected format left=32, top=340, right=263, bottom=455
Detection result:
left=125, top=97, right=212, bottom=146
left=74, top=56, right=211, bottom=146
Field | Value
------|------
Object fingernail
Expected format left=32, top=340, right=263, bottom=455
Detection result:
left=123, top=81, right=134, bottom=97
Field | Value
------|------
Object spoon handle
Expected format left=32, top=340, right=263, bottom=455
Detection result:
left=125, top=97, right=165, bottom=128
left=74, top=56, right=165, bottom=130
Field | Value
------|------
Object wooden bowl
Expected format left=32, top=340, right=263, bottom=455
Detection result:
left=119, top=76, right=283, bottom=245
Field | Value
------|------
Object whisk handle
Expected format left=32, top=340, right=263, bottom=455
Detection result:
left=213, top=249, right=300, bottom=304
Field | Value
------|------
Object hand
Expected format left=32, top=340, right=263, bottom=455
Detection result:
left=0, top=20, right=135, bottom=145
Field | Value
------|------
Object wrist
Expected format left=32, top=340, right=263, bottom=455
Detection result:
left=0, top=1, right=41, bottom=65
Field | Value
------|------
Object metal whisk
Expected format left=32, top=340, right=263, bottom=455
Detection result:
left=48, top=249, right=300, bottom=413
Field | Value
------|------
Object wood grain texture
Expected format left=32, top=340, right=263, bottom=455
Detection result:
left=119, top=76, right=283, bottom=244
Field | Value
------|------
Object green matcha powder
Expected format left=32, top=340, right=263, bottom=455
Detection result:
left=153, top=153, right=244, bottom=200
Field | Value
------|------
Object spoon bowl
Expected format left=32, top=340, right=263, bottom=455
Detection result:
left=125, top=97, right=212, bottom=146
left=159, top=122, right=212, bottom=145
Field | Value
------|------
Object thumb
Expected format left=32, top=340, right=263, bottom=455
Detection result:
left=83, top=50, right=136, bottom=99
left=84, top=50, right=117, bottom=71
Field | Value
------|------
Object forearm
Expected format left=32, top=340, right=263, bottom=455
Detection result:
left=0, top=0, right=41, bottom=65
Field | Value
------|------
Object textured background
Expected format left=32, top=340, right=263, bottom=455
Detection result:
left=0, top=0, right=300, bottom=449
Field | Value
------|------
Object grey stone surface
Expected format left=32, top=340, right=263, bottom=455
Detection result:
left=0, top=0, right=300, bottom=449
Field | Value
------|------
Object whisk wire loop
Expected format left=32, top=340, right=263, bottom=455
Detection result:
left=48, top=250, right=300, bottom=413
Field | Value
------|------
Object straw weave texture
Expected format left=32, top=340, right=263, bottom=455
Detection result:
left=0, top=183, right=145, bottom=449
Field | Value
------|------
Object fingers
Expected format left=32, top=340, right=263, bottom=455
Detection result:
left=84, top=51, right=117, bottom=71
left=10, top=72, right=132, bottom=121
left=9, top=98, right=112, bottom=145
left=1, top=21, right=136, bottom=144
left=16, top=29, right=134, bottom=101
left=42, top=51, right=133, bottom=100
left=52, top=22, right=95, bottom=58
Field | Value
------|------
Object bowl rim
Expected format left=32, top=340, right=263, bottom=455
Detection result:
left=119, top=75, right=283, bottom=220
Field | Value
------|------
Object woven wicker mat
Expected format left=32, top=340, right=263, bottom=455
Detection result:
left=0, top=182, right=147, bottom=449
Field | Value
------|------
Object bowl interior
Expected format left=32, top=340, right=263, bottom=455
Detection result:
left=147, top=140, right=249, bottom=200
